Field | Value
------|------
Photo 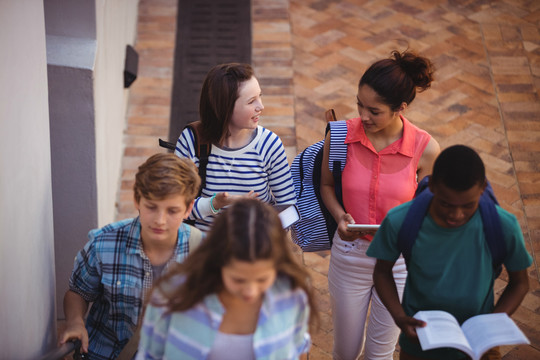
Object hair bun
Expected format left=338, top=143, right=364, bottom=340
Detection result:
left=392, top=50, right=434, bottom=92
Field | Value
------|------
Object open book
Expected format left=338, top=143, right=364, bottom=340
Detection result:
left=415, top=310, right=529, bottom=360
left=274, top=204, right=301, bottom=229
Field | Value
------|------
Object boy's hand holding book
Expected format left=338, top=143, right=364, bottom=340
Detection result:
left=414, top=310, right=529, bottom=360
left=396, top=314, right=426, bottom=342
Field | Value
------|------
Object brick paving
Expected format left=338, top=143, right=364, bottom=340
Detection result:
left=118, top=0, right=540, bottom=358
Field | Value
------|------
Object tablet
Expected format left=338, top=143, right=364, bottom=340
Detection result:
left=347, top=224, right=380, bottom=231
left=275, top=204, right=301, bottom=229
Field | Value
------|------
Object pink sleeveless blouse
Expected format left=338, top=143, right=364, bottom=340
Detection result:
left=341, top=116, right=430, bottom=240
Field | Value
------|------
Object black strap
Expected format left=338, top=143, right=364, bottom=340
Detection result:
left=332, top=160, right=343, bottom=207
left=185, top=121, right=211, bottom=197
left=197, top=144, right=209, bottom=196
left=158, top=138, right=176, bottom=151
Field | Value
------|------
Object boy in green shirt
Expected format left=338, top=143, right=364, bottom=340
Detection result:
left=367, top=145, right=532, bottom=360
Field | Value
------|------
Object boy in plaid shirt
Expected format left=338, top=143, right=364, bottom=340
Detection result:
left=59, top=153, right=201, bottom=359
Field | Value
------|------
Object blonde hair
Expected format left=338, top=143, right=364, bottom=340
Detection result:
left=133, top=153, right=200, bottom=206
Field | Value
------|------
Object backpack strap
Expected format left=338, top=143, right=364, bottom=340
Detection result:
left=414, top=175, right=430, bottom=197
left=116, top=327, right=140, bottom=360
left=327, top=121, right=348, bottom=172
left=397, top=189, right=433, bottom=267
left=185, top=121, right=211, bottom=197
left=188, top=226, right=203, bottom=251
left=478, top=188, right=506, bottom=273
left=297, top=148, right=307, bottom=198
left=327, top=121, right=348, bottom=204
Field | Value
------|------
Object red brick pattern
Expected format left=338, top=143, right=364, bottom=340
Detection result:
left=118, top=0, right=539, bottom=358
left=282, top=0, right=540, bottom=358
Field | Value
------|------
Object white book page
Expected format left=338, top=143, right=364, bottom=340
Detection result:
left=277, top=204, right=300, bottom=229
left=461, top=313, right=530, bottom=359
left=415, top=311, right=473, bottom=358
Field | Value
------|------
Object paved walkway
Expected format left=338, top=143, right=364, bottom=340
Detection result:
left=118, top=0, right=540, bottom=358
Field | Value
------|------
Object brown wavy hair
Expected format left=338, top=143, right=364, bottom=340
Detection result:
left=198, top=63, right=254, bottom=145
left=133, top=153, right=200, bottom=206
left=153, top=199, right=319, bottom=332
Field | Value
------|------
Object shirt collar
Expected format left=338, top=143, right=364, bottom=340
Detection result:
left=345, top=115, right=415, bottom=157
left=203, top=275, right=285, bottom=326
left=126, top=217, right=185, bottom=261
left=126, top=217, right=143, bottom=254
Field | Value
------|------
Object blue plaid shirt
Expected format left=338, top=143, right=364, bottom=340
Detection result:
left=69, top=217, right=194, bottom=360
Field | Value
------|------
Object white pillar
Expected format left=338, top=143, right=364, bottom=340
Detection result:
left=0, top=1, right=57, bottom=358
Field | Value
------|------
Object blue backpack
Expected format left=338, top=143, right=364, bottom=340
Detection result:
left=290, top=111, right=348, bottom=252
left=397, top=176, right=506, bottom=276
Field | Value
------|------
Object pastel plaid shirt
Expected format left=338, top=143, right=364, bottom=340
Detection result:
left=136, top=275, right=311, bottom=360
left=69, top=217, right=194, bottom=360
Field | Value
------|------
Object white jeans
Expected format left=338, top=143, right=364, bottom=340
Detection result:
left=328, top=232, right=407, bottom=360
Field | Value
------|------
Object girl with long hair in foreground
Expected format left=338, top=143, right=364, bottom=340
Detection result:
left=136, top=199, right=318, bottom=360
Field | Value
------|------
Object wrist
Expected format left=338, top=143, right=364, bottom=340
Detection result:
left=338, top=213, right=349, bottom=224
left=66, top=317, right=85, bottom=327
left=210, top=193, right=220, bottom=214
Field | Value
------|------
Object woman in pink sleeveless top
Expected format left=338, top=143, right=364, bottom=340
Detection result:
left=321, top=50, right=440, bottom=360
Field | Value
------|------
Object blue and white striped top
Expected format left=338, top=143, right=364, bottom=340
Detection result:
left=175, top=126, right=296, bottom=231
left=136, top=275, right=311, bottom=360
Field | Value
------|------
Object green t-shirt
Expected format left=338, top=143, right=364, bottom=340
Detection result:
left=367, top=201, right=532, bottom=359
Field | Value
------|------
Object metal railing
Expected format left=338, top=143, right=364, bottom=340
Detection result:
left=38, top=339, right=84, bottom=360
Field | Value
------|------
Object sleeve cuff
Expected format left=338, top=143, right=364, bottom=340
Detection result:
left=199, top=196, right=215, bottom=218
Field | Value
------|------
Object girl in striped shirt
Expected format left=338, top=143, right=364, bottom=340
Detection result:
left=136, top=199, right=318, bottom=359
left=174, top=63, right=296, bottom=232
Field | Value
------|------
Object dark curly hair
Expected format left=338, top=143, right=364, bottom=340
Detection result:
left=359, top=49, right=435, bottom=111
left=431, top=145, right=486, bottom=191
